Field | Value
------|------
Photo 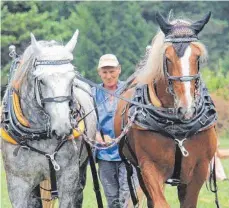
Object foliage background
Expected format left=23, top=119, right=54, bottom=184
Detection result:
left=1, top=1, right=229, bottom=90
left=1, top=1, right=229, bottom=207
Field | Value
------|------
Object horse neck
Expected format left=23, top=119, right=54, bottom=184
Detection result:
left=19, top=72, right=48, bottom=129
left=154, top=78, right=174, bottom=108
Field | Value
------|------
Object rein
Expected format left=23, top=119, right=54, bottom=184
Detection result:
left=75, top=73, right=178, bottom=114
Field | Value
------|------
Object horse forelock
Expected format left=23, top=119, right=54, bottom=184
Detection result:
left=191, top=42, right=208, bottom=64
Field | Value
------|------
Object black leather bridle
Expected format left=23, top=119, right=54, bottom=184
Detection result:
left=163, top=54, right=201, bottom=97
left=34, top=59, right=73, bottom=108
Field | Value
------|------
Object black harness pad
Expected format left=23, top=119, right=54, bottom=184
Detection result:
left=129, top=84, right=217, bottom=140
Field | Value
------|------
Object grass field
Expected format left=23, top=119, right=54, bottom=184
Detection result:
left=1, top=136, right=229, bottom=208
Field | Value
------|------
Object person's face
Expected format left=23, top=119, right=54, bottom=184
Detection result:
left=98, top=66, right=121, bottom=88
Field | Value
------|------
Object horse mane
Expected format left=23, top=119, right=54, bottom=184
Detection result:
left=10, top=40, right=73, bottom=91
left=136, top=31, right=167, bottom=84
left=135, top=19, right=208, bottom=85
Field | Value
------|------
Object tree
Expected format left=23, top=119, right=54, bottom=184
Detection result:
left=139, top=1, right=229, bottom=71
left=1, top=1, right=229, bottom=87
left=61, top=1, right=155, bottom=81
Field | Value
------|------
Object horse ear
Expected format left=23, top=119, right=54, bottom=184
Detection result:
left=168, top=9, right=174, bottom=22
left=155, top=12, right=173, bottom=35
left=191, top=12, right=211, bottom=35
left=30, top=33, right=42, bottom=54
left=65, top=29, right=79, bottom=53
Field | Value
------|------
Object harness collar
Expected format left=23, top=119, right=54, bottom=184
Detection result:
left=129, top=84, right=217, bottom=140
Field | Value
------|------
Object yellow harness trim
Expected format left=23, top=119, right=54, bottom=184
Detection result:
left=1, top=120, right=85, bottom=145
left=12, top=90, right=30, bottom=127
left=72, top=120, right=85, bottom=139
left=10, top=59, right=30, bottom=127
left=0, top=128, right=18, bottom=145
left=148, top=83, right=162, bottom=107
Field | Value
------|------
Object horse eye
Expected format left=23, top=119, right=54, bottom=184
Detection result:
left=166, top=58, right=172, bottom=64
left=39, top=80, right=45, bottom=85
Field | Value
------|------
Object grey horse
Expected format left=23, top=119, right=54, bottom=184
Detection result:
left=1, top=30, right=97, bottom=208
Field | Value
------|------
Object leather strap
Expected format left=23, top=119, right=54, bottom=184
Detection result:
left=85, top=141, right=103, bottom=208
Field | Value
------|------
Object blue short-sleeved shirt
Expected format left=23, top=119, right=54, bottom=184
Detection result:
left=92, top=81, right=124, bottom=161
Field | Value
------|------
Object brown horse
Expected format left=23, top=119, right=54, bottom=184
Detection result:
left=115, top=12, right=218, bottom=208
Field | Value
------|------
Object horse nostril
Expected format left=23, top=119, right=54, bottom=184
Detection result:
left=192, top=106, right=196, bottom=115
left=178, top=107, right=186, bottom=115
left=51, top=130, right=57, bottom=137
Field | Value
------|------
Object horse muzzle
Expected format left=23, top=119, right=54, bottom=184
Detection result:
left=51, top=123, right=73, bottom=138
left=177, top=106, right=196, bottom=121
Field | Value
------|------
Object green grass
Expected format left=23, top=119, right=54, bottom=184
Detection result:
left=1, top=136, right=229, bottom=208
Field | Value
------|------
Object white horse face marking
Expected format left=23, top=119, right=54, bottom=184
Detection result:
left=166, top=44, right=200, bottom=120
left=180, top=47, right=193, bottom=108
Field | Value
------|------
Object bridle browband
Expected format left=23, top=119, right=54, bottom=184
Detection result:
left=34, top=59, right=71, bottom=66
left=164, top=37, right=198, bottom=43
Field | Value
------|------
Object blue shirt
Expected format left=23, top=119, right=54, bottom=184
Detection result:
left=92, top=81, right=124, bottom=161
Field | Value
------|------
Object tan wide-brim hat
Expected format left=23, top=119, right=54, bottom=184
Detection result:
left=97, top=54, right=119, bottom=69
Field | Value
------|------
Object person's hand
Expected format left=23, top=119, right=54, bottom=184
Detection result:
left=96, top=132, right=113, bottom=145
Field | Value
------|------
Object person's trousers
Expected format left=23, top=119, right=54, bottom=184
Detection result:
left=98, top=160, right=139, bottom=208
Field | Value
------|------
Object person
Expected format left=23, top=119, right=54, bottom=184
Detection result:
left=92, top=54, right=138, bottom=208
left=214, top=146, right=229, bottom=181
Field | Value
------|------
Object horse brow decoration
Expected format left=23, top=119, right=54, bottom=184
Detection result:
left=156, top=11, right=211, bottom=39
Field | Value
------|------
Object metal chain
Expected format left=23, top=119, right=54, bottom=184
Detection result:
left=77, top=109, right=138, bottom=150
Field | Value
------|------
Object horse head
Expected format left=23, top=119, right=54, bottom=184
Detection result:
left=31, top=30, right=79, bottom=137
left=156, top=12, right=211, bottom=120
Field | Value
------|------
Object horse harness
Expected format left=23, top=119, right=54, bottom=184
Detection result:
left=1, top=55, right=90, bottom=201
left=118, top=40, right=218, bottom=208
left=129, top=83, right=216, bottom=143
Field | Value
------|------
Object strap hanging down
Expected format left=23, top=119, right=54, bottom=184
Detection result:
left=119, top=136, right=139, bottom=207
left=122, top=136, right=153, bottom=208
left=84, top=141, right=103, bottom=208
left=209, top=156, right=220, bottom=208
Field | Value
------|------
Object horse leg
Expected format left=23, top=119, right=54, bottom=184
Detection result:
left=74, top=158, right=88, bottom=207
left=178, top=161, right=209, bottom=208
left=26, top=185, right=45, bottom=208
left=6, top=173, right=40, bottom=208
left=177, top=184, right=187, bottom=205
left=140, top=160, right=170, bottom=208
left=57, top=163, right=80, bottom=208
